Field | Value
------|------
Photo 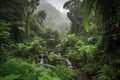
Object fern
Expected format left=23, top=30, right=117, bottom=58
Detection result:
left=54, top=65, right=77, bottom=80
left=93, top=64, right=116, bottom=80
left=4, top=74, right=20, bottom=80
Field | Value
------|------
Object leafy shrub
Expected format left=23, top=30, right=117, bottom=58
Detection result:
left=0, top=58, right=62, bottom=80
left=0, top=21, right=13, bottom=64
left=14, top=38, right=46, bottom=60
left=62, top=34, right=96, bottom=66
left=82, top=63, right=99, bottom=75
left=0, top=58, right=77, bottom=80
left=48, top=52, right=62, bottom=65
left=93, top=64, right=116, bottom=80
left=0, top=74, right=20, bottom=80
left=54, top=65, right=77, bottom=80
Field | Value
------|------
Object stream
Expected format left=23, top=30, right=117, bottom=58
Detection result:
left=36, top=51, right=89, bottom=80
left=40, top=54, right=44, bottom=65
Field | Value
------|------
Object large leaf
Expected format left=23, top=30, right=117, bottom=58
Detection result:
left=81, top=0, right=95, bottom=32
left=4, top=74, right=20, bottom=80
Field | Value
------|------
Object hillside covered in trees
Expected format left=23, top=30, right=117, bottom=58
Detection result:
left=0, top=0, right=120, bottom=80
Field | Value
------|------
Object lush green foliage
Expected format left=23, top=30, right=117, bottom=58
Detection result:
left=0, top=0, right=120, bottom=80
left=0, top=21, right=13, bottom=64
left=0, top=58, right=77, bottom=80
left=0, top=1, right=77, bottom=80
left=48, top=52, right=62, bottom=65
left=63, top=0, right=84, bottom=34
left=80, top=0, right=120, bottom=80
left=54, top=65, right=77, bottom=80
left=61, top=34, right=96, bottom=66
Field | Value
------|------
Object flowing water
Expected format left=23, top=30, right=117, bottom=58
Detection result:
left=57, top=52, right=72, bottom=68
left=36, top=51, right=88, bottom=80
left=58, top=52, right=61, bottom=56
left=40, top=54, right=44, bottom=65
left=57, top=52, right=88, bottom=79
left=64, top=58, right=72, bottom=68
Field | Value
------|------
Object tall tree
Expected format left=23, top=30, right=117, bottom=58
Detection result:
left=0, top=0, right=25, bottom=21
left=82, top=0, right=120, bottom=53
left=0, top=0, right=40, bottom=42
left=23, top=0, right=40, bottom=41
left=0, top=0, right=26, bottom=42
left=63, top=0, right=83, bottom=34
left=37, top=10, right=47, bottom=25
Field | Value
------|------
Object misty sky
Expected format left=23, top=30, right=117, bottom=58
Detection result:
left=45, top=0, right=69, bottom=14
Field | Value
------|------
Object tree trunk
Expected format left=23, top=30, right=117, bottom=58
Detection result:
left=25, top=12, right=30, bottom=42
left=100, top=0, right=120, bottom=54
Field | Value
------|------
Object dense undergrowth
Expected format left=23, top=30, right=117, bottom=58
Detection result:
left=0, top=21, right=77, bottom=80
left=0, top=0, right=120, bottom=80
left=60, top=33, right=120, bottom=80
left=0, top=58, right=76, bottom=80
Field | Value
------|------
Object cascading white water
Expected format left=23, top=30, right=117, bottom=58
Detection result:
left=64, top=58, right=72, bottom=68
left=58, top=52, right=61, bottom=56
left=40, top=54, right=44, bottom=65
left=57, top=52, right=72, bottom=68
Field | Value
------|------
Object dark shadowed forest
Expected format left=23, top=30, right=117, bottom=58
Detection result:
left=0, top=0, right=120, bottom=80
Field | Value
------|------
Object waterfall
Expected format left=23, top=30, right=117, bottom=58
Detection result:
left=58, top=52, right=61, bottom=56
left=57, top=52, right=73, bottom=68
left=64, top=58, right=72, bottom=68
left=40, top=54, right=44, bottom=65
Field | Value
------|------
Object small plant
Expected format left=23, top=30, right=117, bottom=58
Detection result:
left=48, top=52, right=62, bottom=65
